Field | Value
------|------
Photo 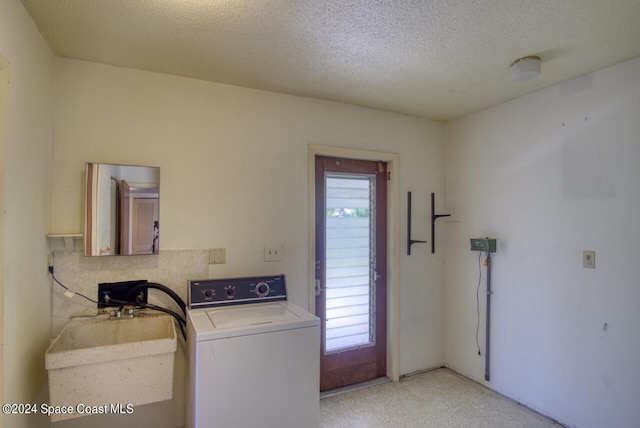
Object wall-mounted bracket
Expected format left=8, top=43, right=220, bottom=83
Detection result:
left=431, top=192, right=450, bottom=254
left=407, top=192, right=427, bottom=255
left=46, top=233, right=83, bottom=251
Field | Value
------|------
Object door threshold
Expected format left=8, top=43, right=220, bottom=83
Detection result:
left=320, top=377, right=391, bottom=399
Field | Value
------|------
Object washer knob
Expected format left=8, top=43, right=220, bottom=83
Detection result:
left=203, top=289, right=215, bottom=299
left=224, top=285, right=235, bottom=299
left=255, top=281, right=270, bottom=297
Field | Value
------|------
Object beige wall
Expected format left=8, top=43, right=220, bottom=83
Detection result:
left=0, top=1, right=55, bottom=428
left=49, top=58, right=445, bottom=426
left=51, top=57, right=445, bottom=323
left=443, top=56, right=640, bottom=427
left=0, top=49, right=8, bottom=428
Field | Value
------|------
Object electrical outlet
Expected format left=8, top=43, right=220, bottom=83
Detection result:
left=264, top=244, right=282, bottom=262
left=583, top=250, right=596, bottom=269
left=209, top=248, right=226, bottom=264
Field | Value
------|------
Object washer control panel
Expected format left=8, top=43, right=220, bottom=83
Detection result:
left=188, top=274, right=287, bottom=309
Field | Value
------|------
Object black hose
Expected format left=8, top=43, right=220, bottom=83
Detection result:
left=139, top=302, right=187, bottom=340
left=106, top=282, right=188, bottom=341
left=124, top=282, right=187, bottom=316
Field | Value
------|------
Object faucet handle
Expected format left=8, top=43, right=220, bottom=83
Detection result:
left=109, top=308, right=135, bottom=319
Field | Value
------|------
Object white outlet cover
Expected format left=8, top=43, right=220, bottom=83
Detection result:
left=264, top=244, right=282, bottom=262
left=583, top=250, right=595, bottom=269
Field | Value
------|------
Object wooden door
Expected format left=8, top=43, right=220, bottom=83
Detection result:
left=315, top=155, right=387, bottom=391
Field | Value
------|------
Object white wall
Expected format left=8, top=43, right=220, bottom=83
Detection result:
left=0, top=1, right=55, bottom=428
left=50, top=58, right=445, bottom=426
left=443, top=56, right=640, bottom=428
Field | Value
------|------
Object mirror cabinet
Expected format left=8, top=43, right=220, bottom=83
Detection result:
left=84, top=163, right=159, bottom=256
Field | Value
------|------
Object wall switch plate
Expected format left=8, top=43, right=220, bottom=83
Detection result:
left=264, top=244, right=282, bottom=262
left=583, top=250, right=596, bottom=269
left=209, top=248, right=226, bottom=264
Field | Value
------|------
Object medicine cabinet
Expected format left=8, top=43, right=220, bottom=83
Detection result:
left=84, top=162, right=159, bottom=256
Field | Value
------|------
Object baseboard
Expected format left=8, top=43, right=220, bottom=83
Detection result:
left=320, top=376, right=391, bottom=399
left=399, top=364, right=447, bottom=380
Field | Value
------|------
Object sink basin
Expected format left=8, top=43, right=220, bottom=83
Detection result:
left=46, top=315, right=176, bottom=367
left=45, top=315, right=177, bottom=421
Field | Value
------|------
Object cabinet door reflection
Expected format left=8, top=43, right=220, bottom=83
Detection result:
left=85, top=163, right=159, bottom=256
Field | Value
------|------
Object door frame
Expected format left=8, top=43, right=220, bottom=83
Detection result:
left=308, top=144, right=400, bottom=383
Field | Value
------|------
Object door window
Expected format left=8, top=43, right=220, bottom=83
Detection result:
left=324, top=174, right=376, bottom=353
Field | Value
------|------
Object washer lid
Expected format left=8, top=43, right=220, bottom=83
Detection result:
left=189, top=301, right=319, bottom=341
left=208, top=304, right=294, bottom=328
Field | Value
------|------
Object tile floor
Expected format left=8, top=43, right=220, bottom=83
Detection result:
left=320, top=368, right=563, bottom=428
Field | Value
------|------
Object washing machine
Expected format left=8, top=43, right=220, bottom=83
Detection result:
left=186, top=274, right=320, bottom=428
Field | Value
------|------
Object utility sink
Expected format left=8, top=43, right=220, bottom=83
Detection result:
left=45, top=315, right=177, bottom=421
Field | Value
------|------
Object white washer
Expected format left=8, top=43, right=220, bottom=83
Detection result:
left=186, top=275, right=320, bottom=428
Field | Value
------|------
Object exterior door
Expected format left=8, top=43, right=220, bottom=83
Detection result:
left=315, top=155, right=387, bottom=391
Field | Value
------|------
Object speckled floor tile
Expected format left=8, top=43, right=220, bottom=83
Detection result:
left=320, top=368, right=562, bottom=428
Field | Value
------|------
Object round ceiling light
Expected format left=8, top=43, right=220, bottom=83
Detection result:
left=510, top=56, right=541, bottom=82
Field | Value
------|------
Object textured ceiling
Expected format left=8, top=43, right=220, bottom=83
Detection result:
left=20, top=0, right=640, bottom=120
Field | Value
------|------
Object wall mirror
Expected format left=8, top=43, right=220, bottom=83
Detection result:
left=84, top=163, right=160, bottom=256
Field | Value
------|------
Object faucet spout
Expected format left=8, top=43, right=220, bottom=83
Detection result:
left=109, top=308, right=135, bottom=320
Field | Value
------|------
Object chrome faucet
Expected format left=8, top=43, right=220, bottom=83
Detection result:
left=109, top=307, right=136, bottom=320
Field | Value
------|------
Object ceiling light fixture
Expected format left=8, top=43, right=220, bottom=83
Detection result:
left=510, top=56, right=541, bottom=82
